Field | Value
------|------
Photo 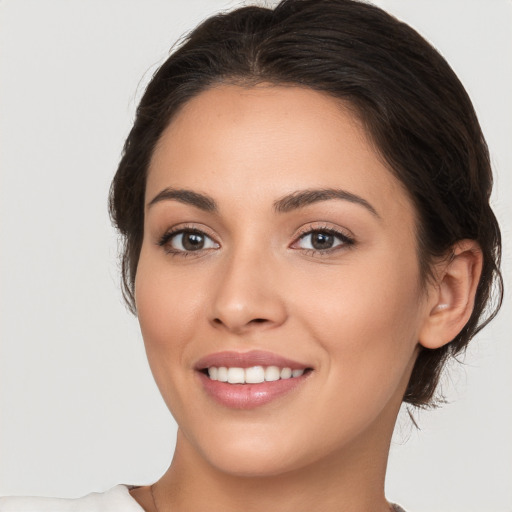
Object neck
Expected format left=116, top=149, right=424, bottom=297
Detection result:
left=154, top=406, right=398, bottom=512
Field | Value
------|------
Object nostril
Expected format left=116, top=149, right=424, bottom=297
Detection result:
left=211, top=314, right=278, bottom=331
left=211, top=317, right=266, bottom=323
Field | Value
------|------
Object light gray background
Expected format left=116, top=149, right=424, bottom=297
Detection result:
left=1, top=1, right=511, bottom=511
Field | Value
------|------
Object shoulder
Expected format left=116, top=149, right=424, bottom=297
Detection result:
left=0, top=485, right=144, bottom=512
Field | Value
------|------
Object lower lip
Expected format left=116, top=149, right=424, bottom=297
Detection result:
left=197, top=371, right=310, bottom=409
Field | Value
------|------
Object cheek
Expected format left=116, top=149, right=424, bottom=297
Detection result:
left=134, top=252, right=213, bottom=423
left=295, top=250, right=423, bottom=386
left=134, top=249, right=204, bottom=376
left=292, top=263, right=422, bottom=439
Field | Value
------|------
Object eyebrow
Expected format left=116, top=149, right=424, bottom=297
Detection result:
left=147, top=188, right=218, bottom=212
left=147, top=186, right=379, bottom=218
left=273, top=188, right=380, bottom=217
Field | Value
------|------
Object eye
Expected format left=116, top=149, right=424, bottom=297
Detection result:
left=293, top=228, right=354, bottom=253
left=159, top=228, right=219, bottom=254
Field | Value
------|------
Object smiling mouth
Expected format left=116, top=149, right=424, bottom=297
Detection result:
left=196, top=352, right=313, bottom=408
left=201, top=366, right=312, bottom=384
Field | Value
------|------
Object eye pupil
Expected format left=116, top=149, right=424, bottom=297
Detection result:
left=182, top=232, right=204, bottom=251
left=311, top=231, right=334, bottom=250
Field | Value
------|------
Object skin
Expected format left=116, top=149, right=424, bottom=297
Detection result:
left=130, top=84, right=482, bottom=512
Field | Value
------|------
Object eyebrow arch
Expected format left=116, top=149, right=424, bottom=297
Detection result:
left=273, top=188, right=380, bottom=217
left=147, top=187, right=218, bottom=212
left=147, top=186, right=379, bottom=218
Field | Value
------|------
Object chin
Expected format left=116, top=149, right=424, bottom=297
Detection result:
left=203, top=447, right=307, bottom=478
left=184, top=422, right=331, bottom=478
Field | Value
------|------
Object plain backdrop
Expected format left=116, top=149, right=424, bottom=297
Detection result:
left=1, top=1, right=511, bottom=511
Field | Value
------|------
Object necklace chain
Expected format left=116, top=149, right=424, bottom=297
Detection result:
left=150, top=484, right=160, bottom=512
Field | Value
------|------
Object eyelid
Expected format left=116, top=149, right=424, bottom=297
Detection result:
left=157, top=223, right=220, bottom=254
left=156, top=222, right=354, bottom=257
left=293, top=222, right=355, bottom=241
left=290, top=223, right=355, bottom=253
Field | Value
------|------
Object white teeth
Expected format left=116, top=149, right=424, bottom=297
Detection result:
left=280, top=367, right=292, bottom=379
left=217, top=367, right=228, bottom=382
left=227, top=367, right=245, bottom=384
left=245, top=366, right=265, bottom=384
left=265, top=366, right=281, bottom=382
left=205, top=365, right=307, bottom=384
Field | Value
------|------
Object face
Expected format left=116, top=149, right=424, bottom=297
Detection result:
left=136, top=84, right=431, bottom=476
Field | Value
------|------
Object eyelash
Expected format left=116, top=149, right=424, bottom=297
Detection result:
left=157, top=224, right=355, bottom=258
left=293, top=225, right=355, bottom=256
left=157, top=225, right=218, bottom=257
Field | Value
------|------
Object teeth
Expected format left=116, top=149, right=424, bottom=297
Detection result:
left=245, top=366, right=265, bottom=384
left=206, top=366, right=307, bottom=384
left=280, top=367, right=292, bottom=379
left=227, top=367, right=245, bottom=384
left=265, top=366, right=280, bottom=382
left=217, top=367, right=228, bottom=382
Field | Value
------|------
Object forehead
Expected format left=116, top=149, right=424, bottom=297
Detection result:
left=147, top=84, right=413, bottom=222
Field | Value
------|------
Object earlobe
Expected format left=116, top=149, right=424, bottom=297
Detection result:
left=419, top=240, right=483, bottom=350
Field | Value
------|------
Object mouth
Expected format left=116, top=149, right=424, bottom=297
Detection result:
left=194, top=351, right=313, bottom=409
left=200, top=365, right=311, bottom=384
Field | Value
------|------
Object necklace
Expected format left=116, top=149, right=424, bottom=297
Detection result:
left=150, top=484, right=160, bottom=512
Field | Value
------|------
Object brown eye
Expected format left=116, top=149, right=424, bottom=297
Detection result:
left=160, top=229, right=219, bottom=253
left=295, top=229, right=353, bottom=252
left=179, top=232, right=206, bottom=251
left=310, top=231, right=335, bottom=250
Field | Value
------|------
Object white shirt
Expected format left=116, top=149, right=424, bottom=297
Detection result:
left=0, top=485, right=143, bottom=512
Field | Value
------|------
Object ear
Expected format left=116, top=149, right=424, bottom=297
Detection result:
left=419, top=240, right=483, bottom=350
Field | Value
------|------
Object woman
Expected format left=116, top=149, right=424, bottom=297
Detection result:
left=0, top=0, right=505, bottom=511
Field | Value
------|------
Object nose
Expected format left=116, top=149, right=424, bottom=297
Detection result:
left=209, top=248, right=288, bottom=334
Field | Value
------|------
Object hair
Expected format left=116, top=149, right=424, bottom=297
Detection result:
left=109, top=0, right=502, bottom=407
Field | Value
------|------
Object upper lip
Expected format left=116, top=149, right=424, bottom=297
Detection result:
left=194, top=350, right=311, bottom=371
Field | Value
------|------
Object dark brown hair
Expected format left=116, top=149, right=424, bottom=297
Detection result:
left=109, top=0, right=503, bottom=407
